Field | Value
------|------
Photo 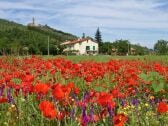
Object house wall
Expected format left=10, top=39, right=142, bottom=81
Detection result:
left=66, top=45, right=74, bottom=50
left=77, top=39, right=98, bottom=55
left=64, top=39, right=99, bottom=55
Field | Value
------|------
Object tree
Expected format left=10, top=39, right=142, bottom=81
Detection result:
left=100, top=42, right=112, bottom=55
left=82, top=33, right=85, bottom=38
left=95, top=27, right=102, bottom=44
left=154, top=40, right=168, bottom=55
left=95, top=28, right=103, bottom=53
left=112, top=40, right=130, bottom=55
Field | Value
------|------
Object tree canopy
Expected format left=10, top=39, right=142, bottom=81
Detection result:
left=98, top=40, right=150, bottom=55
left=154, top=40, right=168, bottom=55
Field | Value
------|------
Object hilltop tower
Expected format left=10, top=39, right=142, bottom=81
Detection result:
left=27, top=17, right=37, bottom=27
left=32, top=17, right=35, bottom=25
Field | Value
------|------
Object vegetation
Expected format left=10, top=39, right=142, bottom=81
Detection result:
left=0, top=56, right=167, bottom=126
left=45, top=55, right=168, bottom=63
left=0, top=18, right=168, bottom=56
left=0, top=19, right=77, bottom=55
left=95, top=28, right=102, bottom=47
left=154, top=40, right=168, bottom=55
left=99, top=40, right=150, bottom=55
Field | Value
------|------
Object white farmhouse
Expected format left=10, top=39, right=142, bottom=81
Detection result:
left=61, top=38, right=99, bottom=55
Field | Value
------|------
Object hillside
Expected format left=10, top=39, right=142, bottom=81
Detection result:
left=0, top=19, right=77, bottom=55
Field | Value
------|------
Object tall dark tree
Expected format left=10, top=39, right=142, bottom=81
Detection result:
left=95, top=28, right=103, bottom=53
left=82, top=33, right=85, bottom=38
left=95, top=27, right=102, bottom=44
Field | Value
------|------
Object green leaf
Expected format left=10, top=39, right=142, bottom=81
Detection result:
left=139, top=73, right=148, bottom=81
left=94, top=86, right=104, bottom=92
left=152, top=83, right=164, bottom=92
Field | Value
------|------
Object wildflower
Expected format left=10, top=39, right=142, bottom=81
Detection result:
left=89, top=106, right=94, bottom=122
left=145, top=103, right=149, bottom=107
left=23, top=74, right=34, bottom=82
left=33, top=83, right=50, bottom=95
left=157, top=102, right=168, bottom=114
left=57, top=111, right=64, bottom=120
left=52, top=84, right=64, bottom=100
left=149, top=96, right=155, bottom=100
left=73, top=87, right=80, bottom=95
left=81, top=106, right=89, bottom=126
left=39, top=101, right=57, bottom=119
left=7, top=88, right=15, bottom=104
left=45, top=62, right=52, bottom=69
left=113, top=113, right=128, bottom=126
left=131, top=99, right=139, bottom=106
left=0, top=97, right=7, bottom=104
left=97, top=92, right=114, bottom=107
left=111, top=89, right=120, bottom=98
left=70, top=109, right=75, bottom=120
left=0, top=86, right=4, bottom=96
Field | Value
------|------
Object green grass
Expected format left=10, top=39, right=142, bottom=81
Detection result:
left=43, top=55, right=168, bottom=63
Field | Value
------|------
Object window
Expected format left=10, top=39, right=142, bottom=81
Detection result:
left=93, top=46, right=95, bottom=50
left=86, top=46, right=90, bottom=51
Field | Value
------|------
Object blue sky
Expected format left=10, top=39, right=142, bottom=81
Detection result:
left=0, top=0, right=168, bottom=48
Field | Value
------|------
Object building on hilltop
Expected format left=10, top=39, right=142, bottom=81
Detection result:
left=61, top=38, right=99, bottom=55
left=27, top=17, right=39, bottom=27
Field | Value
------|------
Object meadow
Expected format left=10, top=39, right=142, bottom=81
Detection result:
left=0, top=55, right=168, bottom=126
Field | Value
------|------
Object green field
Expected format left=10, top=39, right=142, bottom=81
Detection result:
left=0, top=55, right=168, bottom=126
left=43, top=55, right=168, bottom=63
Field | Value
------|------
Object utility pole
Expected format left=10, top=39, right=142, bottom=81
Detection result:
left=127, top=42, right=130, bottom=56
left=48, top=36, right=50, bottom=56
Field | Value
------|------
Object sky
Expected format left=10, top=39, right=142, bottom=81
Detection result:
left=0, top=0, right=168, bottom=48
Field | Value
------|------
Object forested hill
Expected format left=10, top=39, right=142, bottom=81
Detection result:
left=0, top=18, right=77, bottom=55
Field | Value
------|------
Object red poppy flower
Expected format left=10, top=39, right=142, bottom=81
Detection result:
left=97, top=92, right=113, bottom=107
left=73, top=87, right=80, bottom=95
left=45, top=62, right=52, bottom=69
left=67, top=82, right=75, bottom=89
left=42, top=108, right=57, bottom=119
left=52, top=84, right=64, bottom=100
left=113, top=113, right=128, bottom=126
left=39, top=101, right=57, bottom=119
left=0, top=97, right=7, bottom=104
left=157, top=102, right=168, bottom=114
left=23, top=75, right=34, bottom=82
left=61, top=85, right=71, bottom=98
left=34, top=83, right=50, bottom=95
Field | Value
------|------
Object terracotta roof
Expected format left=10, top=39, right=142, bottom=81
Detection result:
left=61, top=38, right=97, bottom=45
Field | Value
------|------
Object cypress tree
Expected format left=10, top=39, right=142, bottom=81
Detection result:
left=95, top=27, right=102, bottom=45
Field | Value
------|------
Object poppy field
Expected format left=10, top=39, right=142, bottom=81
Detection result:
left=0, top=56, right=168, bottom=126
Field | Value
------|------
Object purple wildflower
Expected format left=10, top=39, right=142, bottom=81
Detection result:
left=83, top=91, right=90, bottom=101
left=7, top=88, right=15, bottom=104
left=0, top=86, right=4, bottom=97
left=89, top=106, right=94, bottom=122
left=107, top=105, right=113, bottom=118
left=131, top=99, right=139, bottom=106
left=70, top=109, right=75, bottom=120
left=82, top=106, right=89, bottom=125
left=121, top=99, right=127, bottom=107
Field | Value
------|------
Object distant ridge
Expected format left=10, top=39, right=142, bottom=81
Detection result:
left=0, top=18, right=77, bottom=55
